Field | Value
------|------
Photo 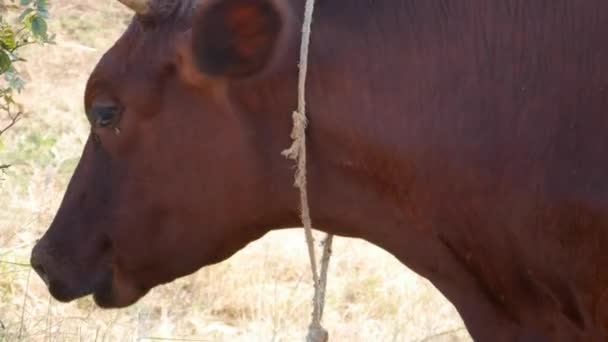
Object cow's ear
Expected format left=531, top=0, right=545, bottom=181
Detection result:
left=191, top=0, right=287, bottom=79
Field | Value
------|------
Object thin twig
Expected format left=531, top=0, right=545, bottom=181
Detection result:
left=0, top=260, right=31, bottom=267
left=0, top=109, right=21, bottom=176
left=0, top=110, right=22, bottom=136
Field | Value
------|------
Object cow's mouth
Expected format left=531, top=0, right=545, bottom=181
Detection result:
left=45, top=278, right=97, bottom=303
left=37, top=268, right=111, bottom=304
left=35, top=263, right=148, bottom=308
left=92, top=268, right=150, bottom=308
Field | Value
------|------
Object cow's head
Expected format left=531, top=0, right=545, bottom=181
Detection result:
left=30, top=0, right=302, bottom=308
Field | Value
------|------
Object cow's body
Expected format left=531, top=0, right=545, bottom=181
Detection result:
left=30, top=1, right=608, bottom=341
left=302, top=2, right=608, bottom=340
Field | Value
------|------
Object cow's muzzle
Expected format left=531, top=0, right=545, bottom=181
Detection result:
left=30, top=239, right=103, bottom=303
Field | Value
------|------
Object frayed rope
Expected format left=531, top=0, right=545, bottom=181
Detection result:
left=281, top=0, right=334, bottom=341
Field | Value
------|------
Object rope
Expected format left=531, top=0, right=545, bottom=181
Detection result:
left=281, top=0, right=334, bottom=341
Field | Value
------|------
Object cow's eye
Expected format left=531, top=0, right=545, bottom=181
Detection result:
left=89, top=103, right=122, bottom=128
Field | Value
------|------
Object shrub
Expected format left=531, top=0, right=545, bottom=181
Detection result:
left=0, top=0, right=53, bottom=173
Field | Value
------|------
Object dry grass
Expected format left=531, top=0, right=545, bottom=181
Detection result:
left=0, top=2, right=470, bottom=341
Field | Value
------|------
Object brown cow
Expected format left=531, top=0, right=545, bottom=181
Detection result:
left=30, top=0, right=608, bottom=340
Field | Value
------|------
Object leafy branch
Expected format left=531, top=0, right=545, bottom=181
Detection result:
left=0, top=0, right=53, bottom=175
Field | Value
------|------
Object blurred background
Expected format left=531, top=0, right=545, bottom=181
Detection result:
left=0, top=1, right=469, bottom=341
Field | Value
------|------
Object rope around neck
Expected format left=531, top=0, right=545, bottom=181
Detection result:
left=281, top=0, right=334, bottom=341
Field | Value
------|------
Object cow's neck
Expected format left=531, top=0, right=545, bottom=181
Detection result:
left=225, top=0, right=418, bottom=236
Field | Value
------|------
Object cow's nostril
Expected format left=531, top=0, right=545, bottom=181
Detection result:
left=31, top=256, right=50, bottom=287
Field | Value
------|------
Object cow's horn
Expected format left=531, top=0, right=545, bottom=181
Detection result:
left=117, top=0, right=152, bottom=15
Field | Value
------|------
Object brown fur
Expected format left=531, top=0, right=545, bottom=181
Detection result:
left=31, top=1, right=608, bottom=340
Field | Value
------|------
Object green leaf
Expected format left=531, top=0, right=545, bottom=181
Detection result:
left=0, top=26, right=16, bottom=50
left=20, top=0, right=34, bottom=6
left=37, top=0, right=50, bottom=19
left=37, top=8, right=49, bottom=19
left=5, top=69, right=25, bottom=92
left=18, top=8, right=34, bottom=22
left=0, top=50, right=11, bottom=74
left=30, top=15, right=47, bottom=40
left=36, top=0, right=48, bottom=10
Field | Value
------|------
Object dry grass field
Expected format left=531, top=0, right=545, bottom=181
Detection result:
left=0, top=2, right=471, bottom=341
